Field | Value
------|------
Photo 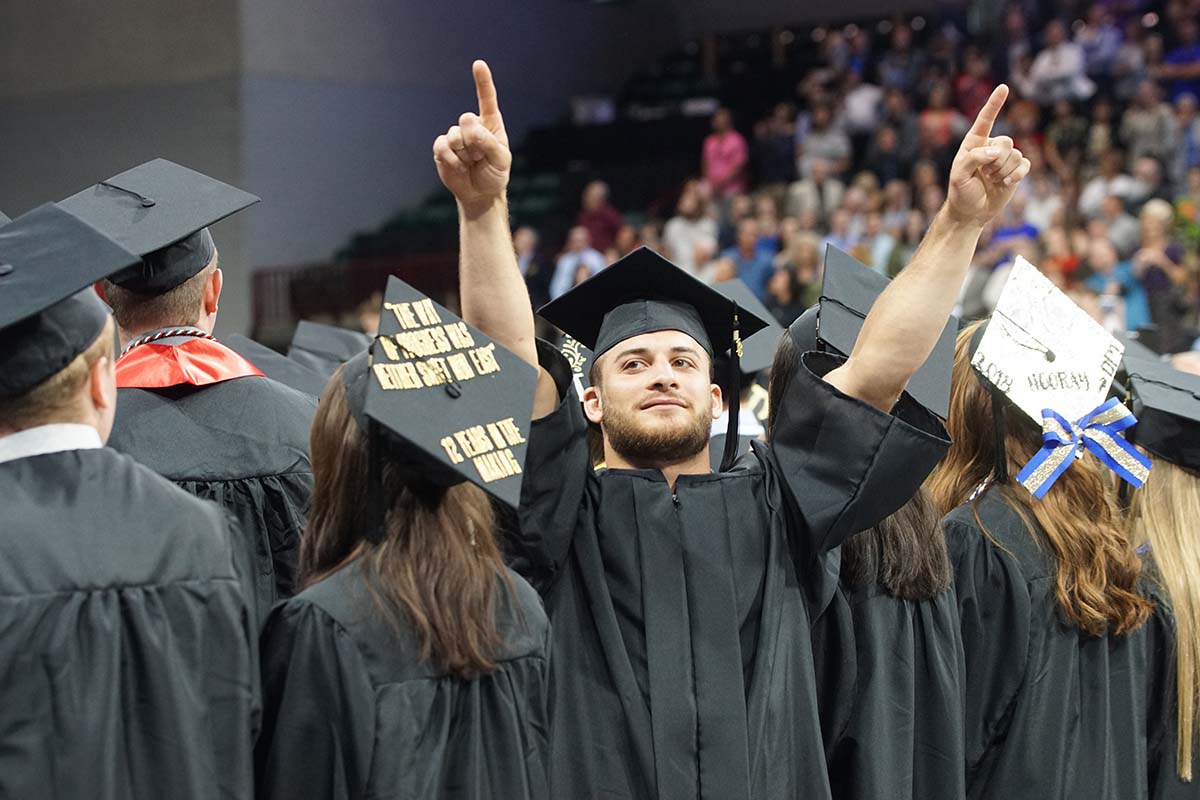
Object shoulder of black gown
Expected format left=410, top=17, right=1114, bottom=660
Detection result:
left=513, top=340, right=594, bottom=592
left=256, top=593, right=376, bottom=800
left=109, top=376, right=315, bottom=480
left=942, top=491, right=1034, bottom=774
left=765, top=349, right=950, bottom=560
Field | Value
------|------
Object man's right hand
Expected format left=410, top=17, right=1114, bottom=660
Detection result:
left=433, top=60, right=512, bottom=217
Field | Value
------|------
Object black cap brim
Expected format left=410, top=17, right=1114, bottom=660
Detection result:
left=287, top=321, right=372, bottom=378
left=1124, top=354, right=1200, bottom=470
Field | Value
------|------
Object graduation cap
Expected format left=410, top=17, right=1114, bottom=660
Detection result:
left=971, top=257, right=1147, bottom=497
left=0, top=204, right=141, bottom=398
left=60, top=158, right=259, bottom=295
left=790, top=246, right=955, bottom=419
left=224, top=334, right=328, bottom=397
left=0, top=211, right=10, bottom=225
left=538, top=246, right=770, bottom=471
left=1122, top=355, right=1200, bottom=471
left=287, top=321, right=371, bottom=378
left=341, top=276, right=537, bottom=539
left=1116, top=331, right=1160, bottom=363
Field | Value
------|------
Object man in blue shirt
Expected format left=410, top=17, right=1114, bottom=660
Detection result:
left=719, top=218, right=776, bottom=301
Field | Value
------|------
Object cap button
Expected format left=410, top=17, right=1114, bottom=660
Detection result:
left=0, top=262, right=12, bottom=278
left=140, top=198, right=156, bottom=208
left=445, top=381, right=462, bottom=398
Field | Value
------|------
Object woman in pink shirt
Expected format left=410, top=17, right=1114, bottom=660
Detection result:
left=703, top=107, right=749, bottom=197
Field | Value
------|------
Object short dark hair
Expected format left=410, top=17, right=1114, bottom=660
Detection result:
left=104, top=256, right=216, bottom=334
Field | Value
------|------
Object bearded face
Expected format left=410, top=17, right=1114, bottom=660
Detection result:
left=583, top=330, right=722, bottom=469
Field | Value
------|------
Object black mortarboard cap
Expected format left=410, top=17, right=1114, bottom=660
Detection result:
left=0, top=211, right=10, bottom=225
left=225, top=334, right=328, bottom=397
left=1116, top=331, right=1160, bottom=363
left=714, top=278, right=784, bottom=376
left=1122, top=355, right=1200, bottom=470
left=802, top=246, right=955, bottom=419
left=59, top=158, right=259, bottom=294
left=0, top=204, right=141, bottom=398
left=538, top=247, right=770, bottom=359
left=343, top=276, right=537, bottom=520
left=287, top=321, right=372, bottom=378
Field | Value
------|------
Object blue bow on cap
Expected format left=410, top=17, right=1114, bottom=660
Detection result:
left=1016, top=397, right=1152, bottom=499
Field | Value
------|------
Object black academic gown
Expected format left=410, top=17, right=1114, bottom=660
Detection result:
left=0, top=448, right=258, bottom=800
left=511, top=345, right=950, bottom=800
left=255, top=560, right=551, bottom=800
left=945, top=486, right=1171, bottom=800
left=812, top=576, right=966, bottom=800
left=108, top=372, right=315, bottom=620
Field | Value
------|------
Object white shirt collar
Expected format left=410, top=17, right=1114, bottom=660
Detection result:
left=0, top=424, right=103, bottom=465
left=710, top=406, right=766, bottom=439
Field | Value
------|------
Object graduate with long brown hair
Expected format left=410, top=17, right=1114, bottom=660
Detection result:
left=255, top=280, right=550, bottom=800
left=929, top=263, right=1162, bottom=799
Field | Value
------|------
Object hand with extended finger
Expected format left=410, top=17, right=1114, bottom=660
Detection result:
left=945, top=85, right=1032, bottom=227
left=433, top=60, right=512, bottom=216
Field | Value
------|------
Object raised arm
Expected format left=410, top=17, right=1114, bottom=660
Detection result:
left=433, top=61, right=559, bottom=417
left=825, top=85, right=1030, bottom=410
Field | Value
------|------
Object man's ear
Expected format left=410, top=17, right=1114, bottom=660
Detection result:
left=583, top=385, right=604, bottom=425
left=89, top=354, right=116, bottom=413
left=710, top=383, right=723, bottom=420
left=204, top=267, right=223, bottom=316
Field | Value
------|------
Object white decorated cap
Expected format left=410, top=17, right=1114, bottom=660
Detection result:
left=972, top=257, right=1124, bottom=423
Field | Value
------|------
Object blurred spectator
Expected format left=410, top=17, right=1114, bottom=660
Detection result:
left=719, top=193, right=755, bottom=249
left=842, top=70, right=884, bottom=137
left=1083, top=236, right=1151, bottom=330
left=789, top=103, right=851, bottom=218
left=864, top=126, right=908, bottom=184
left=606, top=224, right=640, bottom=263
left=549, top=226, right=605, bottom=300
left=662, top=187, right=718, bottom=276
left=1172, top=93, right=1200, bottom=188
left=1097, top=194, right=1142, bottom=258
left=918, top=81, right=968, bottom=160
left=1023, top=170, right=1064, bottom=233
left=882, top=179, right=913, bottom=232
left=1158, top=17, right=1200, bottom=101
left=1080, top=149, right=1138, bottom=217
left=765, top=267, right=808, bottom=326
left=878, top=23, right=925, bottom=92
left=1113, top=19, right=1150, bottom=102
left=1120, top=81, right=1176, bottom=165
left=754, top=194, right=783, bottom=253
left=720, top=218, right=776, bottom=300
left=356, top=290, right=383, bottom=337
left=576, top=180, right=624, bottom=254
left=822, top=208, right=859, bottom=257
left=1041, top=226, right=1082, bottom=284
left=752, top=103, right=798, bottom=189
left=1028, top=19, right=1096, bottom=103
left=639, top=221, right=663, bottom=254
left=996, top=6, right=1033, bottom=87
left=955, top=48, right=995, bottom=121
left=514, top=226, right=550, bottom=309
left=857, top=211, right=896, bottom=274
left=1134, top=199, right=1190, bottom=350
left=1076, top=3, right=1123, bottom=79
left=1129, top=155, right=1170, bottom=210
left=880, top=88, right=921, bottom=163
left=703, top=108, right=749, bottom=198
left=774, top=229, right=822, bottom=288
left=1044, top=99, right=1089, bottom=177
left=886, top=209, right=928, bottom=278
left=1086, top=95, right=1118, bottom=160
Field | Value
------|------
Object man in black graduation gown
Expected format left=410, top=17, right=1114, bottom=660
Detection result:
left=61, top=159, right=316, bottom=619
left=0, top=205, right=258, bottom=799
left=434, top=63, right=1030, bottom=798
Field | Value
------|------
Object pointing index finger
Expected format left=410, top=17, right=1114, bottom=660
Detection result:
left=968, top=84, right=1009, bottom=139
left=473, top=60, right=501, bottom=121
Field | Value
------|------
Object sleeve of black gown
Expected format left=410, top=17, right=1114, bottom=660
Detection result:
left=945, top=517, right=1032, bottom=776
left=511, top=340, right=593, bottom=592
left=255, top=600, right=377, bottom=800
left=767, top=350, right=950, bottom=562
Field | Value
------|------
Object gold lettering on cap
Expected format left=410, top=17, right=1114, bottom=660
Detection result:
left=496, top=417, right=526, bottom=446
left=473, top=449, right=523, bottom=482
left=386, top=301, right=420, bottom=329
left=447, top=352, right=475, bottom=381
left=445, top=322, right=475, bottom=349
left=469, top=343, right=501, bottom=376
left=377, top=335, right=400, bottom=362
left=440, top=436, right=465, bottom=464
left=413, top=298, right=442, bottom=327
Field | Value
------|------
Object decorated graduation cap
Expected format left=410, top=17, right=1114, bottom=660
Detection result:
left=342, top=276, right=537, bottom=540
left=1121, top=355, right=1200, bottom=471
left=538, top=246, right=770, bottom=471
left=970, top=256, right=1150, bottom=499
left=792, top=246, right=956, bottom=419
left=0, top=204, right=141, bottom=398
left=224, top=334, right=328, bottom=397
left=288, top=321, right=372, bottom=379
left=60, top=158, right=259, bottom=295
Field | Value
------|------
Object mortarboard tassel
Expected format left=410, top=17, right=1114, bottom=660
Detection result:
left=719, top=313, right=744, bottom=472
